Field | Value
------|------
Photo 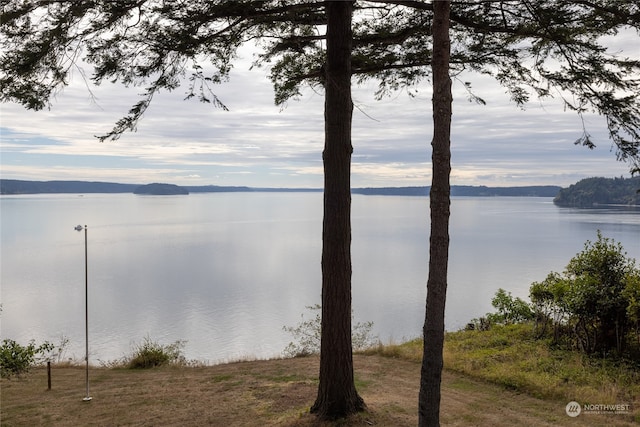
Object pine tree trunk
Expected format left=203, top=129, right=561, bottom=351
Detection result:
left=310, top=0, right=365, bottom=420
left=419, top=2, right=452, bottom=426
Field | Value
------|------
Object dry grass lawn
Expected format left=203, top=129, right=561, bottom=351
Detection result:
left=1, top=354, right=637, bottom=426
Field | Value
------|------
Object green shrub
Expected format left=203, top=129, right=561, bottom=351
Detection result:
left=468, top=289, right=534, bottom=330
left=127, top=336, right=186, bottom=369
left=529, top=231, right=640, bottom=355
left=487, top=288, right=534, bottom=325
left=283, top=304, right=377, bottom=357
left=0, top=339, right=54, bottom=378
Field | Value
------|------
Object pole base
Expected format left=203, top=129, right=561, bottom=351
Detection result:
left=83, top=396, right=92, bottom=402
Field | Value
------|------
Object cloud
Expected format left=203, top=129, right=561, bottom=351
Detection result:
left=1, top=36, right=636, bottom=187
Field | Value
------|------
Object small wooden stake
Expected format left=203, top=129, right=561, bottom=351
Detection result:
left=47, top=361, right=51, bottom=390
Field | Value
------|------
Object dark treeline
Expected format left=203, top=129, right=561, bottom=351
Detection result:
left=0, top=180, right=249, bottom=195
left=352, top=185, right=561, bottom=197
left=133, top=183, right=190, bottom=195
left=9, top=178, right=639, bottom=203
left=0, top=179, right=561, bottom=197
left=554, top=176, right=640, bottom=207
left=0, top=180, right=138, bottom=194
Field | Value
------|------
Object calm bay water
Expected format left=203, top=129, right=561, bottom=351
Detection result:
left=1, top=193, right=639, bottom=364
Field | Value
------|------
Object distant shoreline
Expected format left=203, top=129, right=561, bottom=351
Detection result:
left=0, top=179, right=562, bottom=197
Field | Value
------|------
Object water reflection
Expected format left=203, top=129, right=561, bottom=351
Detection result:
left=1, top=193, right=638, bottom=363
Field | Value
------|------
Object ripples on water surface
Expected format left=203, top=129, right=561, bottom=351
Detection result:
left=1, top=193, right=638, bottom=363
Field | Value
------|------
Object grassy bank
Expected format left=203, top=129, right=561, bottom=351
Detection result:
left=444, top=324, right=640, bottom=405
left=368, top=323, right=639, bottom=418
left=2, top=325, right=638, bottom=425
left=2, top=354, right=638, bottom=426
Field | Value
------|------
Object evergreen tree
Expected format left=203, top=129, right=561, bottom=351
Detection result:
left=419, top=2, right=451, bottom=426
left=2, top=1, right=639, bottom=423
left=311, top=1, right=366, bottom=418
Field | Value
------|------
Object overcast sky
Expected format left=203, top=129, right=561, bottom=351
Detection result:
left=1, top=34, right=637, bottom=189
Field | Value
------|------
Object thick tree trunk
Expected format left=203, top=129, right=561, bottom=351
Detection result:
left=310, top=0, right=365, bottom=421
left=419, top=2, right=452, bottom=427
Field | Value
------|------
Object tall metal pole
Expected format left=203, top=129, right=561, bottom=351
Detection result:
left=83, top=225, right=91, bottom=402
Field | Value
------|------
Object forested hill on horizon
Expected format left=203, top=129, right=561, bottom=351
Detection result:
left=553, top=176, right=640, bottom=207
left=0, top=179, right=562, bottom=197
left=3, top=178, right=639, bottom=206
